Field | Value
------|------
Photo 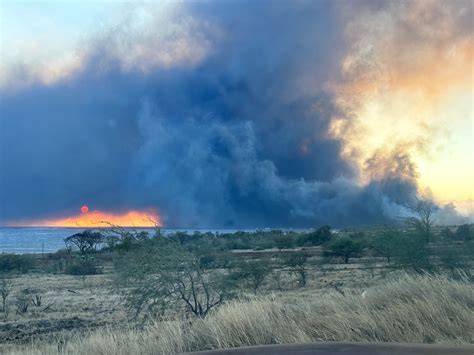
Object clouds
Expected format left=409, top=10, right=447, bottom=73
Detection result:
left=331, top=0, right=474, bottom=200
left=0, top=0, right=470, bottom=227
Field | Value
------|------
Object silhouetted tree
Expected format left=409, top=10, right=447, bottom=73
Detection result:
left=64, top=230, right=104, bottom=254
left=404, top=198, right=436, bottom=242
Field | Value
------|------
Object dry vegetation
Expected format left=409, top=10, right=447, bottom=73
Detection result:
left=4, top=274, right=473, bottom=354
left=1, top=222, right=473, bottom=354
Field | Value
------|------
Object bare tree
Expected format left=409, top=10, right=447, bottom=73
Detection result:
left=115, top=241, right=233, bottom=318
left=0, top=277, right=13, bottom=313
left=280, top=254, right=308, bottom=287
left=404, top=198, right=436, bottom=242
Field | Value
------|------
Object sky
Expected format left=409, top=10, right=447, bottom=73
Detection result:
left=0, top=0, right=472, bottom=228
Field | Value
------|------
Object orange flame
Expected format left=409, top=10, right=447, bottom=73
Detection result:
left=15, top=209, right=162, bottom=228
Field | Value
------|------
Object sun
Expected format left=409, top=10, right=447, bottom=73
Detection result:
left=80, top=205, right=89, bottom=213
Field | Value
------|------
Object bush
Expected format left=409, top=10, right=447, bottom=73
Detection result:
left=297, top=225, right=332, bottom=246
left=280, top=253, right=308, bottom=287
left=455, top=224, right=473, bottom=241
left=15, top=289, right=30, bottom=314
left=370, top=230, right=403, bottom=263
left=65, top=258, right=102, bottom=276
left=0, top=254, right=35, bottom=274
left=323, top=236, right=362, bottom=264
left=274, top=234, right=294, bottom=249
left=115, top=241, right=235, bottom=318
left=393, top=232, right=432, bottom=273
left=229, top=259, right=273, bottom=293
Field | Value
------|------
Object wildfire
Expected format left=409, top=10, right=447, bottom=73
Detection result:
left=20, top=208, right=162, bottom=228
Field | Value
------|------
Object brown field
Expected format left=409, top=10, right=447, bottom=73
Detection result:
left=1, top=241, right=473, bottom=354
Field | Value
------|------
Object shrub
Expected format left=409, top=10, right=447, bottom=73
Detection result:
left=393, top=232, right=432, bottom=273
left=439, top=244, right=471, bottom=278
left=115, top=241, right=235, bottom=318
left=297, top=225, right=332, bottom=246
left=230, top=259, right=273, bottom=293
left=15, top=289, right=30, bottom=314
left=274, top=234, right=294, bottom=249
left=370, top=230, right=403, bottom=263
left=280, top=253, right=308, bottom=287
left=0, top=254, right=35, bottom=274
left=455, top=224, right=473, bottom=241
left=65, top=257, right=101, bottom=276
left=0, top=277, right=13, bottom=313
left=323, top=236, right=362, bottom=264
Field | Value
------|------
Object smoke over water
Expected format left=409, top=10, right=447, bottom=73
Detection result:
left=0, top=1, right=471, bottom=227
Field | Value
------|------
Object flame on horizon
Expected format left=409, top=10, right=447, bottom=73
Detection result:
left=12, top=209, right=162, bottom=228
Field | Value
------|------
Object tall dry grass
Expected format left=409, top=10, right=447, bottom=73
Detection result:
left=6, top=273, right=474, bottom=354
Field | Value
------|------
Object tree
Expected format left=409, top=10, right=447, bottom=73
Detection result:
left=64, top=230, right=104, bottom=254
left=297, top=225, right=332, bottom=246
left=455, top=224, right=473, bottom=241
left=64, top=257, right=102, bottom=276
left=371, top=230, right=403, bottom=263
left=274, top=234, right=294, bottom=249
left=404, top=198, right=436, bottom=242
left=440, top=227, right=455, bottom=240
left=280, top=254, right=308, bottom=287
left=393, top=232, right=432, bottom=273
left=0, top=254, right=35, bottom=274
left=230, top=259, right=273, bottom=293
left=0, top=277, right=12, bottom=313
left=439, top=245, right=471, bottom=278
left=362, top=253, right=377, bottom=278
left=323, top=237, right=362, bottom=264
left=115, top=241, right=233, bottom=318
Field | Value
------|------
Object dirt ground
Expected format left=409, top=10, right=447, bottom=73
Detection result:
left=0, top=249, right=391, bottom=346
left=0, top=272, right=128, bottom=344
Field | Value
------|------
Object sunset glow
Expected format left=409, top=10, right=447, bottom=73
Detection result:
left=331, top=3, right=474, bottom=208
left=17, top=209, right=162, bottom=228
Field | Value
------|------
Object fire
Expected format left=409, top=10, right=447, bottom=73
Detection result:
left=23, top=209, right=162, bottom=228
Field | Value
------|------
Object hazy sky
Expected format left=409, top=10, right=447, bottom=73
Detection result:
left=0, top=0, right=472, bottom=227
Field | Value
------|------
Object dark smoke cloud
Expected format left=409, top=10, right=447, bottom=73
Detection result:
left=0, top=0, right=451, bottom=227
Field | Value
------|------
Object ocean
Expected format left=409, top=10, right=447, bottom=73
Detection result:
left=0, top=227, right=282, bottom=254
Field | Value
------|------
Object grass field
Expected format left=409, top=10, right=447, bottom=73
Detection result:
left=4, top=273, right=473, bottom=354
left=1, top=227, right=473, bottom=354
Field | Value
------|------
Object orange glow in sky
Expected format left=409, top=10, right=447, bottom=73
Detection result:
left=20, top=208, right=162, bottom=228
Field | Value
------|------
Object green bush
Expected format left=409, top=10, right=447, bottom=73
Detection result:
left=297, top=225, right=332, bottom=246
left=274, top=234, right=294, bottom=249
left=65, top=258, right=101, bottom=276
left=370, top=230, right=403, bottom=263
left=393, top=232, right=432, bottom=273
left=323, top=236, right=362, bottom=264
left=0, top=254, right=35, bottom=274
left=455, top=224, right=473, bottom=241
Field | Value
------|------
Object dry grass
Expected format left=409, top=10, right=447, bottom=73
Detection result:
left=5, top=273, right=473, bottom=354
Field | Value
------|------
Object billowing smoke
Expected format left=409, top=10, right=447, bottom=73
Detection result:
left=0, top=1, right=468, bottom=227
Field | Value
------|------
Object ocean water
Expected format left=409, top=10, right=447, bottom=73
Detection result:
left=0, top=227, right=268, bottom=254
